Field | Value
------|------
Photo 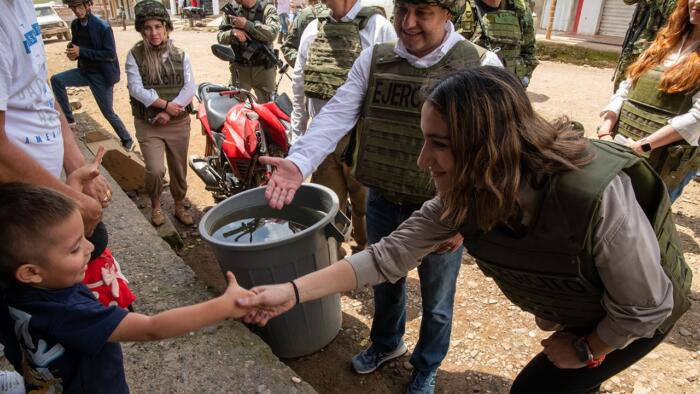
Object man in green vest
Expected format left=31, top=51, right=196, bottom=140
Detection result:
left=260, top=0, right=502, bottom=391
left=217, top=0, right=280, bottom=102
left=291, top=0, right=395, bottom=257
left=457, top=0, right=538, bottom=87
left=281, top=0, right=329, bottom=66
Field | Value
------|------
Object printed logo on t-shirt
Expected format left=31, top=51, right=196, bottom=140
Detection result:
left=22, top=23, right=41, bottom=54
left=8, top=307, right=66, bottom=392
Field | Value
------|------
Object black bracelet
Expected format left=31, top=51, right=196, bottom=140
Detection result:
left=164, top=100, right=169, bottom=110
left=290, top=280, right=300, bottom=305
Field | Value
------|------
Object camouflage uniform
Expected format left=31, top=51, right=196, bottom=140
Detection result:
left=613, top=0, right=677, bottom=90
left=457, top=0, right=538, bottom=86
left=217, top=0, right=280, bottom=102
left=281, top=2, right=329, bottom=66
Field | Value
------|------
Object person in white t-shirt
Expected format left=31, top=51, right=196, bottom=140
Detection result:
left=0, top=0, right=110, bottom=235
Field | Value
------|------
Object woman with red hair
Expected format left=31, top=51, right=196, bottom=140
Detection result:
left=598, top=0, right=700, bottom=201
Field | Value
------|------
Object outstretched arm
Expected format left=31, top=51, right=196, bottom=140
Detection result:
left=238, top=197, right=460, bottom=325
left=261, top=46, right=374, bottom=209
left=109, top=272, right=253, bottom=342
left=238, top=260, right=357, bottom=326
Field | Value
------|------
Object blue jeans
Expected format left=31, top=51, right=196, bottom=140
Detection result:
left=50, top=69, right=132, bottom=144
left=668, top=169, right=697, bottom=203
left=366, top=188, right=463, bottom=373
left=279, top=12, right=289, bottom=35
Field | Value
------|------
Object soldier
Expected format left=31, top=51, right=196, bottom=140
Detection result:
left=613, top=0, right=678, bottom=90
left=258, top=0, right=501, bottom=391
left=126, top=0, right=196, bottom=226
left=281, top=0, right=329, bottom=66
left=291, top=0, right=395, bottom=256
left=458, top=0, right=538, bottom=87
left=217, top=0, right=280, bottom=102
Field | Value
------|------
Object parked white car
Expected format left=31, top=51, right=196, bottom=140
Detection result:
left=35, top=4, right=71, bottom=41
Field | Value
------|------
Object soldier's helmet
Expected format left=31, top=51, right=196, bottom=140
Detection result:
left=396, top=0, right=466, bottom=23
left=134, top=0, right=174, bottom=32
left=65, top=0, right=93, bottom=7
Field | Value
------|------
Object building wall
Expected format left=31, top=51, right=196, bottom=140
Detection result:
left=577, top=0, right=603, bottom=34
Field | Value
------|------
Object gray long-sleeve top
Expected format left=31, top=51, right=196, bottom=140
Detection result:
left=346, top=172, right=674, bottom=349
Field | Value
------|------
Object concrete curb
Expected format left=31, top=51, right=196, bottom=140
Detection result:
left=79, top=142, right=316, bottom=393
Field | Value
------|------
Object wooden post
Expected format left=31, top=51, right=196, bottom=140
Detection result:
left=545, top=0, right=558, bottom=39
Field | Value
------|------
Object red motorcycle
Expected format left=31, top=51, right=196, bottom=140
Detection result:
left=189, top=44, right=293, bottom=199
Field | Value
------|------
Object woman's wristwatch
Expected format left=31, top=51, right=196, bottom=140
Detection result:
left=639, top=138, right=653, bottom=152
left=573, top=336, right=606, bottom=368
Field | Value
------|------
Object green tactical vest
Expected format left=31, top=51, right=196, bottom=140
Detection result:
left=614, top=65, right=700, bottom=191
left=460, top=0, right=528, bottom=78
left=303, top=7, right=383, bottom=100
left=351, top=41, right=486, bottom=205
left=129, top=42, right=191, bottom=121
left=460, top=140, right=692, bottom=332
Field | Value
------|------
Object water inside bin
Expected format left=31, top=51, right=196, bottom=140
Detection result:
left=211, top=205, right=326, bottom=244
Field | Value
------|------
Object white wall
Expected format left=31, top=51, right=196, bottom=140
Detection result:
left=577, top=0, right=603, bottom=34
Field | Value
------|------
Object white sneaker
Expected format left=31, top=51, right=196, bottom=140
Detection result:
left=0, top=370, right=25, bottom=394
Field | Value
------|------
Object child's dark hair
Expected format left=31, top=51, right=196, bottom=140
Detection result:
left=0, top=183, right=79, bottom=288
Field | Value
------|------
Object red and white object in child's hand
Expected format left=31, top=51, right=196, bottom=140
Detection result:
left=83, top=248, right=137, bottom=309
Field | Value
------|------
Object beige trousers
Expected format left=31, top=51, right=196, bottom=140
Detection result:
left=135, top=116, right=191, bottom=202
left=311, top=134, right=367, bottom=251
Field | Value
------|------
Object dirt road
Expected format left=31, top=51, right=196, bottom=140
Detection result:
left=44, top=27, right=700, bottom=394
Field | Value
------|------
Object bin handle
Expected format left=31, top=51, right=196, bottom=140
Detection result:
left=324, top=210, right=352, bottom=242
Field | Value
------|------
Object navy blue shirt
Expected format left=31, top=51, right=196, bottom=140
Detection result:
left=4, top=283, right=129, bottom=393
left=69, top=14, right=121, bottom=85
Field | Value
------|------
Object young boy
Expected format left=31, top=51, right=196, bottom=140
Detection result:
left=0, top=183, right=250, bottom=393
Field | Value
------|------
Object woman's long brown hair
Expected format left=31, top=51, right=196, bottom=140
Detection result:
left=424, top=67, right=594, bottom=231
left=626, top=0, right=700, bottom=93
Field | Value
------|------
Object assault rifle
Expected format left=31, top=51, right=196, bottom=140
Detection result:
left=219, top=3, right=282, bottom=68
left=473, top=2, right=496, bottom=54
left=612, top=1, right=649, bottom=82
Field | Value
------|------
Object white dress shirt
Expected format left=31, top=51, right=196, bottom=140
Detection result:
left=287, top=22, right=503, bottom=178
left=126, top=41, right=196, bottom=108
left=291, top=0, right=397, bottom=137
left=601, top=35, right=700, bottom=145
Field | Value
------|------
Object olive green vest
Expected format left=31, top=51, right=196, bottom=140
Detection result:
left=460, top=140, right=692, bottom=332
left=303, top=7, right=383, bottom=100
left=460, top=0, right=528, bottom=78
left=129, top=42, right=190, bottom=121
left=351, top=41, right=486, bottom=205
left=615, top=66, right=700, bottom=190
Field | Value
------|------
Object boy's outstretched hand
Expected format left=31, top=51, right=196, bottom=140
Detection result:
left=222, top=271, right=257, bottom=319
left=235, top=282, right=298, bottom=326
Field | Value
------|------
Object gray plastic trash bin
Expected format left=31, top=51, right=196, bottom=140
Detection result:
left=199, top=184, right=350, bottom=358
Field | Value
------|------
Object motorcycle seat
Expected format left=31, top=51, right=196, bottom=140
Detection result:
left=204, top=93, right=239, bottom=132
